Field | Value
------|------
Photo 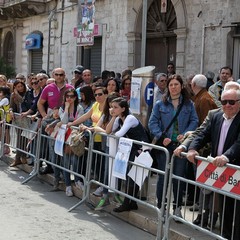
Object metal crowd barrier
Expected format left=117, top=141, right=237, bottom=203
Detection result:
left=86, top=131, right=170, bottom=240
left=1, top=112, right=39, bottom=166
left=4, top=113, right=240, bottom=240
left=164, top=152, right=240, bottom=240
left=23, top=123, right=93, bottom=212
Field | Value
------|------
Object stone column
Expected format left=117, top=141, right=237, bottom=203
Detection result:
left=174, top=27, right=187, bottom=77
left=126, top=32, right=141, bottom=69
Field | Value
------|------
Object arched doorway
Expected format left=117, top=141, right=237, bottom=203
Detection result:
left=145, top=0, right=177, bottom=73
left=3, top=31, right=14, bottom=67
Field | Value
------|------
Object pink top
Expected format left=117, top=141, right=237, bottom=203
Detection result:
left=40, top=83, right=73, bottom=110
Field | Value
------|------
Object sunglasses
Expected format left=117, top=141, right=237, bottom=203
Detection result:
left=66, top=94, right=75, bottom=99
left=55, top=73, right=64, bottom=77
left=94, top=93, right=103, bottom=97
left=32, top=81, right=39, bottom=85
left=221, top=99, right=240, bottom=105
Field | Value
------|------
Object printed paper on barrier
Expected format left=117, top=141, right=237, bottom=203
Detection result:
left=21, top=119, right=39, bottom=140
left=196, top=160, right=240, bottom=195
left=54, top=124, right=67, bottom=156
left=130, top=77, right=142, bottom=114
left=128, top=151, right=153, bottom=190
left=112, top=137, right=133, bottom=180
left=108, top=136, right=118, bottom=190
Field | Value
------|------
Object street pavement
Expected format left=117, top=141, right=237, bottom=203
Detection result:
left=0, top=160, right=155, bottom=240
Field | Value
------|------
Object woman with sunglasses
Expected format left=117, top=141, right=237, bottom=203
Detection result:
left=148, top=74, right=198, bottom=217
left=19, top=76, right=43, bottom=165
left=68, top=87, right=107, bottom=129
left=68, top=87, right=108, bottom=193
left=59, top=89, right=84, bottom=196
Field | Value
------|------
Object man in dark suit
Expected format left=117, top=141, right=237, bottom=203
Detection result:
left=187, top=88, right=240, bottom=239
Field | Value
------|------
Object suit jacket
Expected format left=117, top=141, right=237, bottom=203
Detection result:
left=189, top=110, right=240, bottom=165
left=182, top=108, right=221, bottom=148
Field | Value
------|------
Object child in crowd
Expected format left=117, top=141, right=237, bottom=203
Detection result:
left=45, top=107, right=61, bottom=136
left=0, top=86, right=11, bottom=154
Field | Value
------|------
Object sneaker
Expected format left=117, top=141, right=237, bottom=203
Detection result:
left=93, top=186, right=103, bottom=197
left=66, top=186, right=73, bottom=197
left=113, top=195, right=123, bottom=204
left=75, top=180, right=84, bottom=191
left=173, top=208, right=183, bottom=219
left=95, top=197, right=110, bottom=211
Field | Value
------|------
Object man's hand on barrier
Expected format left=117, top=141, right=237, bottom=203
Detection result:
left=174, top=146, right=185, bottom=157
left=212, top=155, right=228, bottom=167
left=186, top=149, right=199, bottom=164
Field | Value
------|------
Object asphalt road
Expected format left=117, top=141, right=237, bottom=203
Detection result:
left=0, top=160, right=155, bottom=240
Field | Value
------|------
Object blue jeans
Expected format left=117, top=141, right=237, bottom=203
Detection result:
left=63, top=153, right=82, bottom=187
left=155, top=142, right=187, bottom=209
left=49, top=139, right=62, bottom=181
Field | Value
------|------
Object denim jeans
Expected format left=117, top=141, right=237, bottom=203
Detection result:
left=155, top=142, right=187, bottom=209
left=63, top=153, right=83, bottom=187
left=49, top=139, right=62, bottom=181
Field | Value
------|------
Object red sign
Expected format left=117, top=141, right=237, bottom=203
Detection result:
left=196, top=160, right=240, bottom=195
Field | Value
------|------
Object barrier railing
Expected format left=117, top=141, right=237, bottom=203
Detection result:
left=164, top=152, right=240, bottom=240
left=86, top=131, right=170, bottom=240
left=2, top=114, right=240, bottom=240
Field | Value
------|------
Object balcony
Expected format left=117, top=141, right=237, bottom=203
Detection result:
left=0, top=0, right=47, bottom=20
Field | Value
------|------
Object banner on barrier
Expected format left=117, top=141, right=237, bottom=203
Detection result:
left=196, top=160, right=240, bottom=195
left=112, top=137, right=133, bottom=180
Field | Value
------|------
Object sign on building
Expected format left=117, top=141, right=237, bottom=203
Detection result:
left=75, top=0, right=96, bottom=46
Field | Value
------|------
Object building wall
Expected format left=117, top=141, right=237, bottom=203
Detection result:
left=1, top=0, right=240, bottom=79
left=184, top=0, right=240, bottom=76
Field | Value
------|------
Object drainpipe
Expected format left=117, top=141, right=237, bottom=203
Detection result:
left=47, top=10, right=55, bottom=74
left=141, top=0, right=148, bottom=67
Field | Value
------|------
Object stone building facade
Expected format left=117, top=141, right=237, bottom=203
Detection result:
left=0, top=0, right=239, bottom=80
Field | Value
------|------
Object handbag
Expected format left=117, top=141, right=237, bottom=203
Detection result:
left=154, top=101, right=184, bottom=146
left=69, top=129, right=86, bottom=157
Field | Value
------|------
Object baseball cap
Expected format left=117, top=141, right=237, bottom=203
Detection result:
left=74, top=65, right=85, bottom=74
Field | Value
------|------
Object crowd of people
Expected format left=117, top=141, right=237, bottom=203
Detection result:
left=1, top=63, right=240, bottom=239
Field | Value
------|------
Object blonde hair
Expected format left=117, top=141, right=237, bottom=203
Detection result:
left=0, top=74, right=7, bottom=82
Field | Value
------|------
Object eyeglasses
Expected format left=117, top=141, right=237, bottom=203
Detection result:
left=66, top=94, right=75, bottom=99
left=221, top=99, right=240, bottom=105
left=38, top=78, right=44, bottom=82
left=94, top=93, right=103, bottom=97
left=32, top=81, right=39, bottom=85
left=159, top=80, right=167, bottom=83
left=54, top=73, right=64, bottom=77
